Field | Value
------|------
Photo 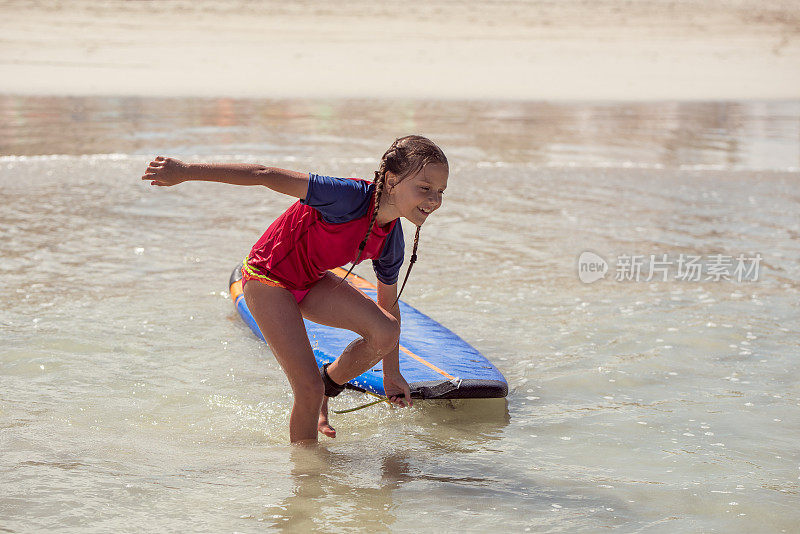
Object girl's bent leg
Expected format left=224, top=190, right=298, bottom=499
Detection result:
left=299, top=272, right=401, bottom=386
left=243, top=280, right=326, bottom=444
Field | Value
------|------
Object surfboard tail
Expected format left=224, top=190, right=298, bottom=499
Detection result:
left=410, top=379, right=509, bottom=399
left=344, top=379, right=508, bottom=400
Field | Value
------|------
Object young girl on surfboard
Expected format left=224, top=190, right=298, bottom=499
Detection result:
left=141, top=136, right=449, bottom=444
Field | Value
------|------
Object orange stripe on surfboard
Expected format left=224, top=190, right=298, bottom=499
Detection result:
left=230, top=280, right=243, bottom=303
left=398, top=346, right=457, bottom=380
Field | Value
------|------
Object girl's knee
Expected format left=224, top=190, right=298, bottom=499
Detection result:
left=367, top=315, right=400, bottom=355
left=292, top=375, right=325, bottom=405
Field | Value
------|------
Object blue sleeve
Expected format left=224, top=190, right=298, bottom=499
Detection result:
left=301, top=173, right=372, bottom=223
left=373, top=220, right=405, bottom=285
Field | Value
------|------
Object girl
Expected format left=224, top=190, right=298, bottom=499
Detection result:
left=141, top=135, right=449, bottom=445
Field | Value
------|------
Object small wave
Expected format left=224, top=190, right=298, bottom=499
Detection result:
left=0, top=153, right=133, bottom=162
left=475, top=160, right=799, bottom=172
left=2, top=154, right=797, bottom=173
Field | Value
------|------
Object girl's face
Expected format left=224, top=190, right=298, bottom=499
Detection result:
left=385, top=163, right=449, bottom=226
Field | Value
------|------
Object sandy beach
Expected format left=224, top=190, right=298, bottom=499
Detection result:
left=1, top=0, right=799, bottom=100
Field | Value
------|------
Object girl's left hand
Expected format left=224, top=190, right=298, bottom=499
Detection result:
left=383, top=370, right=413, bottom=408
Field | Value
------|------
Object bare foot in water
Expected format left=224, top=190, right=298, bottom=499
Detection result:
left=318, top=395, right=336, bottom=438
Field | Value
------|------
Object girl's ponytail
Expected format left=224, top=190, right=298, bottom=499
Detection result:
left=391, top=225, right=420, bottom=308
left=337, top=160, right=388, bottom=285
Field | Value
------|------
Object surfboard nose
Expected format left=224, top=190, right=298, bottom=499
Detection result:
left=229, top=262, right=243, bottom=287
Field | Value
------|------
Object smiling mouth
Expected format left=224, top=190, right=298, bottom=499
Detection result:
left=418, top=207, right=432, bottom=215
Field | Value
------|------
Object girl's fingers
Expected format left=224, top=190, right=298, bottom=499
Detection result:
left=389, top=394, right=409, bottom=408
left=142, top=157, right=168, bottom=185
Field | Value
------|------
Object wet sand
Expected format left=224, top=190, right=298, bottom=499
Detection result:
left=1, top=0, right=799, bottom=100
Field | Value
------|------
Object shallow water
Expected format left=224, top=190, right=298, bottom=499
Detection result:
left=1, top=95, right=799, bottom=532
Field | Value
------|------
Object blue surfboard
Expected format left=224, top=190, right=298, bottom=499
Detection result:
left=229, top=264, right=507, bottom=399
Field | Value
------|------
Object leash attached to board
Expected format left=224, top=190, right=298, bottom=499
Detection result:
left=332, top=389, right=394, bottom=414
left=332, top=378, right=463, bottom=413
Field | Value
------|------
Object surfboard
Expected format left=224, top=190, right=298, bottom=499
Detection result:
left=228, top=264, right=508, bottom=399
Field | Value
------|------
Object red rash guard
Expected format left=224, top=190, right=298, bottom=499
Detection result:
left=246, top=173, right=405, bottom=291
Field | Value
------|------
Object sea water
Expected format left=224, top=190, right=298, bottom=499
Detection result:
left=1, top=96, right=798, bottom=532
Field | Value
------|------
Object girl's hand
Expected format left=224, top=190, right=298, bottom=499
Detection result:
left=142, top=156, right=188, bottom=186
left=383, top=369, right=413, bottom=408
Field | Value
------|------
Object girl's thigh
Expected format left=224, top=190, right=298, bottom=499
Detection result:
left=299, top=272, right=397, bottom=341
left=243, top=279, right=320, bottom=393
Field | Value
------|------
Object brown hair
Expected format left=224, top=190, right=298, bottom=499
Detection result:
left=339, top=135, right=448, bottom=307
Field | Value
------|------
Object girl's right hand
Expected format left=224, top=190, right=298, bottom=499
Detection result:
left=142, top=156, right=188, bottom=186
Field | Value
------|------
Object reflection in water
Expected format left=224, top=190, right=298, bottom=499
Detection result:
left=258, top=398, right=510, bottom=530
left=261, top=446, right=405, bottom=531
left=0, top=95, right=797, bottom=171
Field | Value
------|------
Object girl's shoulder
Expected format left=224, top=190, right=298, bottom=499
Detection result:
left=303, top=173, right=374, bottom=223
left=307, top=173, right=372, bottom=192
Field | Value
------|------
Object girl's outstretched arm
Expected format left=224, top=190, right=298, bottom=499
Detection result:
left=142, top=156, right=309, bottom=199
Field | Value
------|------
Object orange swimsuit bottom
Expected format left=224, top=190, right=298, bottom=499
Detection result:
left=241, top=256, right=313, bottom=304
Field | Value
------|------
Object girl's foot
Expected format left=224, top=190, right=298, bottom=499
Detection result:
left=318, top=395, right=336, bottom=438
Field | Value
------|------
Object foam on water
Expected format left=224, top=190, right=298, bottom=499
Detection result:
left=5, top=154, right=800, bottom=174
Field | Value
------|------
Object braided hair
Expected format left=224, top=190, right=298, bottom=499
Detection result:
left=338, top=135, right=448, bottom=307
